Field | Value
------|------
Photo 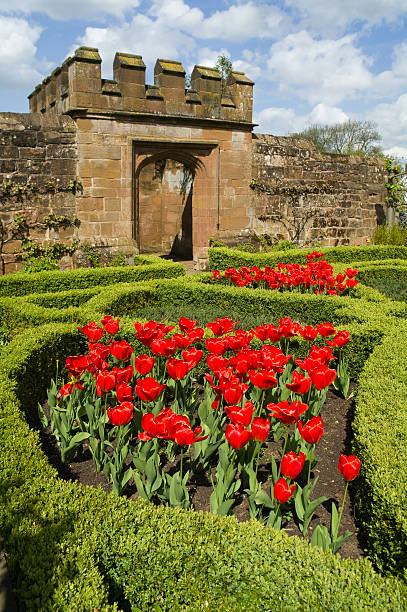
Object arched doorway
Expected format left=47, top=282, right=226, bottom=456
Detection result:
left=136, top=156, right=194, bottom=259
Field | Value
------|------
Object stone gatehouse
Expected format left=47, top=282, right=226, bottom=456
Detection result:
left=0, top=46, right=387, bottom=272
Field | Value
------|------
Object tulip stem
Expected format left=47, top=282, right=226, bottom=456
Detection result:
left=180, top=447, right=184, bottom=480
left=307, top=447, right=313, bottom=484
left=277, top=426, right=290, bottom=481
left=269, top=503, right=280, bottom=528
left=336, top=481, right=349, bottom=538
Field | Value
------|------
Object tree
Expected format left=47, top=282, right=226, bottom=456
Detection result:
left=216, top=54, right=232, bottom=94
left=290, top=120, right=382, bottom=156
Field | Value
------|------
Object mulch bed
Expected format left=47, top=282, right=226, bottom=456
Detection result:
left=33, top=383, right=364, bottom=561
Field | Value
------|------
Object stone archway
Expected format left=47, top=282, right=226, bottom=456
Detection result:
left=133, top=140, right=218, bottom=263
left=136, top=156, right=194, bottom=258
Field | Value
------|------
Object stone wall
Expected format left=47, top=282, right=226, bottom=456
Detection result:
left=251, top=134, right=387, bottom=247
left=0, top=112, right=78, bottom=272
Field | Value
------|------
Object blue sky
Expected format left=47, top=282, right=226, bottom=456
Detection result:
left=0, top=0, right=406, bottom=157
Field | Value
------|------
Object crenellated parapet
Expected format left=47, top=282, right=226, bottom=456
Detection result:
left=28, top=46, right=254, bottom=124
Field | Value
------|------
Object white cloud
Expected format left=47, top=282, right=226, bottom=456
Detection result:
left=0, top=15, right=48, bottom=90
left=286, top=0, right=407, bottom=34
left=368, top=93, right=407, bottom=152
left=148, top=0, right=288, bottom=42
left=254, top=103, right=349, bottom=135
left=76, top=14, right=196, bottom=78
left=266, top=31, right=374, bottom=104
left=0, top=0, right=140, bottom=20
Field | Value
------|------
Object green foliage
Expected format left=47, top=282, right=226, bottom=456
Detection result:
left=209, top=244, right=407, bottom=270
left=0, top=257, right=185, bottom=297
left=290, top=120, right=382, bottom=156
left=109, top=251, right=130, bottom=267
left=384, top=158, right=406, bottom=212
left=373, top=224, right=407, bottom=245
left=0, top=325, right=406, bottom=609
left=83, top=244, right=101, bottom=268
left=273, top=240, right=298, bottom=251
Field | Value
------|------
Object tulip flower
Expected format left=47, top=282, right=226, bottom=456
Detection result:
left=107, top=401, right=134, bottom=426
left=286, top=370, right=311, bottom=395
left=187, top=327, right=204, bottom=343
left=182, top=348, right=203, bottom=368
left=225, top=423, right=252, bottom=449
left=58, top=380, right=84, bottom=397
left=338, top=454, right=361, bottom=481
left=65, top=354, right=89, bottom=378
left=316, top=322, right=336, bottom=338
left=327, top=330, right=350, bottom=348
left=166, top=358, right=190, bottom=380
left=273, top=478, right=296, bottom=504
left=116, top=382, right=133, bottom=403
left=101, top=315, right=120, bottom=335
left=78, top=321, right=104, bottom=343
left=151, top=338, right=176, bottom=357
left=134, top=355, right=155, bottom=376
left=139, top=407, right=174, bottom=440
left=207, top=354, right=230, bottom=377
left=134, top=321, right=174, bottom=347
left=281, top=451, right=305, bottom=480
left=298, top=416, right=324, bottom=445
left=206, top=338, right=228, bottom=355
left=206, top=317, right=238, bottom=337
left=172, top=334, right=191, bottom=349
left=299, top=325, right=318, bottom=342
left=169, top=415, right=208, bottom=446
left=110, top=340, right=133, bottom=362
left=309, top=364, right=337, bottom=390
left=135, top=377, right=165, bottom=402
left=250, top=417, right=270, bottom=442
left=178, top=316, right=197, bottom=333
left=222, top=380, right=248, bottom=405
left=96, top=370, right=116, bottom=396
left=112, top=365, right=134, bottom=384
left=249, top=369, right=277, bottom=390
left=266, top=400, right=308, bottom=425
left=225, top=401, right=254, bottom=427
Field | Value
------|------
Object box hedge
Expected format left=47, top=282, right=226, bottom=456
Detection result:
left=209, top=245, right=407, bottom=270
left=0, top=257, right=184, bottom=297
left=1, top=324, right=406, bottom=610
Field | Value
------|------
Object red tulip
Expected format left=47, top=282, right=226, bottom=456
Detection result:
left=346, top=278, right=359, bottom=289
left=309, top=345, right=336, bottom=365
left=281, top=451, right=305, bottom=479
left=260, top=345, right=291, bottom=370
left=172, top=333, right=191, bottom=350
left=273, top=478, right=296, bottom=504
left=286, top=370, right=311, bottom=395
left=338, top=454, right=361, bottom=481
left=309, top=365, right=337, bottom=390
left=107, top=401, right=134, bottom=426
left=298, top=416, right=324, bottom=444
left=166, top=358, right=190, bottom=380
left=300, top=325, right=318, bottom=342
left=327, top=330, right=350, bottom=348
left=206, top=338, right=228, bottom=355
left=182, top=347, right=203, bottom=367
left=222, top=380, right=248, bottom=404
left=187, top=327, right=204, bottom=343
left=151, top=338, right=176, bottom=357
left=345, top=268, right=358, bottom=279
left=116, top=382, right=133, bottom=403
left=110, top=340, right=133, bottom=362
left=179, top=316, right=197, bottom=333
left=139, top=407, right=173, bottom=440
left=206, top=317, right=238, bottom=337
left=250, top=417, right=270, bottom=442
left=248, top=369, right=277, bottom=390
left=134, top=321, right=174, bottom=347
left=225, top=401, right=254, bottom=427
left=225, top=423, right=252, bottom=449
left=266, top=400, right=308, bottom=425
left=96, top=370, right=116, bottom=396
left=78, top=321, right=104, bottom=343
left=134, top=355, right=155, bottom=376
left=112, top=365, right=134, bottom=384
left=101, top=315, right=120, bottom=335
left=316, top=322, right=336, bottom=338
left=88, top=343, right=111, bottom=372
left=135, top=377, right=165, bottom=402
left=58, top=381, right=84, bottom=396
left=169, top=415, right=208, bottom=446
left=65, top=354, right=89, bottom=378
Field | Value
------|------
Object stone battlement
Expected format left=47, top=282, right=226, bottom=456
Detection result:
left=28, top=47, right=254, bottom=124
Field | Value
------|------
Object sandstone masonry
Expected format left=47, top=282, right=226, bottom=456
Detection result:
left=0, top=46, right=387, bottom=272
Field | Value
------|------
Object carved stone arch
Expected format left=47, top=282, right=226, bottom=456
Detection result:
left=133, top=140, right=218, bottom=262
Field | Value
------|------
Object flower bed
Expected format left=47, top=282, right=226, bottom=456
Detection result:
left=1, top=322, right=406, bottom=609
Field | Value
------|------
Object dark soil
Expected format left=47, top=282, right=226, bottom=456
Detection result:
left=34, top=382, right=364, bottom=562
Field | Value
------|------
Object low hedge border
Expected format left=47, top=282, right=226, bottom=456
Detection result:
left=1, top=323, right=406, bottom=610
left=0, top=257, right=185, bottom=297
left=209, top=245, right=407, bottom=270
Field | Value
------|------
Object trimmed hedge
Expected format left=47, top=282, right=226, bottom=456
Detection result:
left=209, top=245, right=407, bottom=270
left=0, top=257, right=185, bottom=297
left=1, top=324, right=406, bottom=610
left=353, top=325, right=407, bottom=578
